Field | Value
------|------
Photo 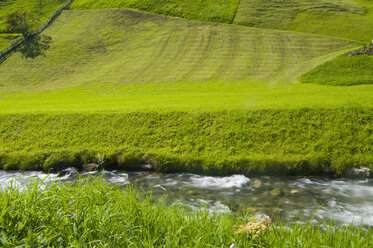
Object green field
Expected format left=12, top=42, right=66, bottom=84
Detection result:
left=0, top=3, right=372, bottom=175
left=0, top=34, right=20, bottom=50
left=0, top=9, right=359, bottom=93
left=234, top=0, right=373, bottom=42
left=69, top=0, right=373, bottom=42
left=301, top=54, right=373, bottom=85
left=0, top=0, right=373, bottom=246
left=71, top=0, right=239, bottom=24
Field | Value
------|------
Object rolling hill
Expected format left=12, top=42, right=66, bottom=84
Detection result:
left=0, top=2, right=372, bottom=175
left=0, top=9, right=358, bottom=93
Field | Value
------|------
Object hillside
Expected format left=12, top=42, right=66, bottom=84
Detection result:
left=0, top=33, right=20, bottom=50
left=300, top=54, right=373, bottom=85
left=0, top=0, right=66, bottom=32
left=70, top=0, right=239, bottom=24
left=0, top=0, right=66, bottom=48
left=234, top=0, right=373, bottom=42
left=69, top=0, right=373, bottom=42
left=0, top=6, right=372, bottom=175
left=0, top=9, right=358, bottom=93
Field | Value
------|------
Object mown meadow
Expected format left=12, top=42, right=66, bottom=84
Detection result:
left=0, top=9, right=358, bottom=93
left=0, top=7, right=371, bottom=175
left=69, top=0, right=373, bottom=42
left=234, top=0, right=373, bottom=42
left=0, top=177, right=372, bottom=247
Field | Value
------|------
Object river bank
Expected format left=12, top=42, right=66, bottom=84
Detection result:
left=0, top=108, right=372, bottom=177
left=0, top=173, right=372, bottom=247
left=1, top=170, right=373, bottom=227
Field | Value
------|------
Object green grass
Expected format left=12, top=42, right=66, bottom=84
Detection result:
left=300, top=55, right=373, bottom=86
left=0, top=9, right=358, bottom=93
left=0, top=107, right=372, bottom=176
left=0, top=33, right=20, bottom=50
left=0, top=177, right=372, bottom=247
left=0, top=0, right=66, bottom=33
left=70, top=0, right=373, bottom=42
left=1, top=80, right=373, bottom=112
left=234, top=0, right=373, bottom=42
left=0, top=9, right=371, bottom=175
left=70, top=0, right=240, bottom=24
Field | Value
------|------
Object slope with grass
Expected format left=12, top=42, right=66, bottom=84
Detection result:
left=70, top=0, right=240, bottom=24
left=0, top=9, right=359, bottom=93
left=0, top=108, right=372, bottom=175
left=70, top=0, right=373, bottom=42
left=0, top=0, right=66, bottom=33
left=0, top=34, right=20, bottom=50
left=0, top=8, right=372, bottom=175
left=234, top=0, right=373, bottom=42
left=300, top=54, right=373, bottom=86
left=0, top=0, right=66, bottom=49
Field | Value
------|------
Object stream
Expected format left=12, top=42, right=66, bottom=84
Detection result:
left=1, top=170, right=372, bottom=227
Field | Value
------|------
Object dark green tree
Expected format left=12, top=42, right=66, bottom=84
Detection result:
left=5, top=8, right=39, bottom=38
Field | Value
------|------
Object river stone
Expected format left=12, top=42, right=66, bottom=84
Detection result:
left=58, top=167, right=79, bottom=177
left=290, top=189, right=300, bottom=194
left=252, top=179, right=263, bottom=189
left=124, top=164, right=153, bottom=171
left=50, top=160, right=71, bottom=173
left=345, top=167, right=370, bottom=179
left=270, top=188, right=283, bottom=197
left=83, top=163, right=99, bottom=172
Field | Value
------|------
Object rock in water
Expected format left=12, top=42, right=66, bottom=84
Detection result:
left=253, top=179, right=262, bottom=189
left=50, top=160, right=71, bottom=173
left=83, top=163, right=99, bottom=172
left=58, top=167, right=79, bottom=177
left=345, top=167, right=370, bottom=179
left=270, top=188, right=283, bottom=197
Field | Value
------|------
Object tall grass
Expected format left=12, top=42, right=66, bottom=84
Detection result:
left=0, top=177, right=372, bottom=247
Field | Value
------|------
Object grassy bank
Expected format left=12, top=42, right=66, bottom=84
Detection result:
left=0, top=7, right=371, bottom=177
left=300, top=55, right=373, bottom=86
left=0, top=178, right=372, bottom=247
left=0, top=108, right=371, bottom=176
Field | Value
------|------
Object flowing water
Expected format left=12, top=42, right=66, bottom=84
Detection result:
left=1, top=170, right=372, bottom=227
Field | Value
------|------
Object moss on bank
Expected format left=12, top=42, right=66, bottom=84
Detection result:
left=0, top=108, right=371, bottom=176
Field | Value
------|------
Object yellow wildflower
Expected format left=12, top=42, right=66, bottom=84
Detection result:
left=234, top=217, right=272, bottom=238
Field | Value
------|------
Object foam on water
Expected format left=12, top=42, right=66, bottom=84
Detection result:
left=189, top=174, right=250, bottom=188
